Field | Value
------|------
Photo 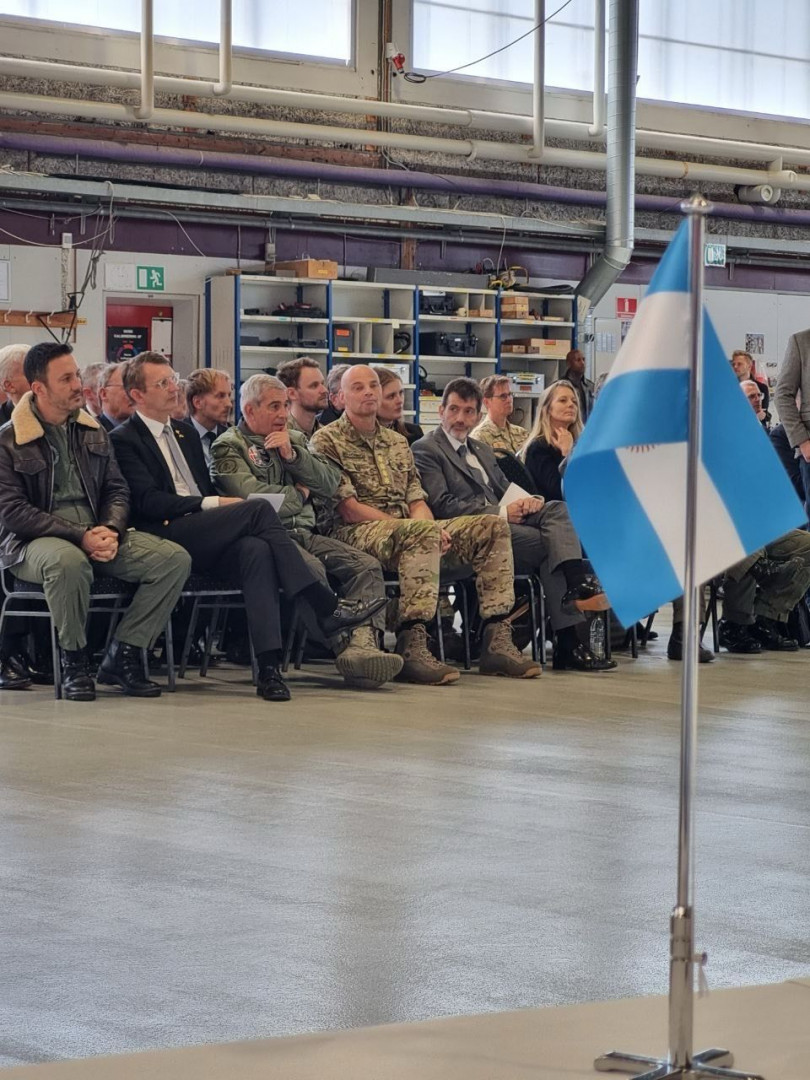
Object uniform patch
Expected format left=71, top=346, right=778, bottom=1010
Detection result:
left=248, top=445, right=264, bottom=466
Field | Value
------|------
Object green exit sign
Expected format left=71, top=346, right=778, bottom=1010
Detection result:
left=704, top=243, right=726, bottom=268
left=137, top=265, right=165, bottom=291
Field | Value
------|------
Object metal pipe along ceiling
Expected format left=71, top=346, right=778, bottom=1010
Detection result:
left=576, top=0, right=638, bottom=312
left=5, top=129, right=810, bottom=229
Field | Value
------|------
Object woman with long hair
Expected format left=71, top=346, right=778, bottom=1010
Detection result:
left=521, top=380, right=582, bottom=501
left=373, top=366, right=424, bottom=445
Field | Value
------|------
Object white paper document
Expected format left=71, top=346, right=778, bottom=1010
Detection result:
left=247, top=493, right=285, bottom=511
left=498, top=482, right=533, bottom=508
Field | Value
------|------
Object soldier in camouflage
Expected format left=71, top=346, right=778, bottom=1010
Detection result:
left=471, top=375, right=529, bottom=455
left=310, top=365, right=540, bottom=684
left=210, top=374, right=402, bottom=689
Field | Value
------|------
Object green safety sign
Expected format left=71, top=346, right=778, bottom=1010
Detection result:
left=136, top=265, right=165, bottom=291
left=704, top=243, right=726, bottom=268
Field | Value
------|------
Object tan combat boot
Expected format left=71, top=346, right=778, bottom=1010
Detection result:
left=394, top=623, right=460, bottom=685
left=334, top=625, right=404, bottom=689
left=479, top=619, right=542, bottom=678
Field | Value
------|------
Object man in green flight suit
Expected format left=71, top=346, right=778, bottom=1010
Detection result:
left=210, top=373, right=402, bottom=689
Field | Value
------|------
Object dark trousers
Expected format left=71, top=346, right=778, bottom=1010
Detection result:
left=510, top=500, right=584, bottom=631
left=148, top=500, right=320, bottom=654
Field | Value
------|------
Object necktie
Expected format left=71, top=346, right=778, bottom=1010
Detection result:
left=163, top=424, right=201, bottom=497
left=458, top=441, right=496, bottom=501
left=457, top=443, right=468, bottom=458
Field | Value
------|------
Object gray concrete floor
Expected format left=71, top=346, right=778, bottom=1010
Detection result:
left=1, top=633, right=809, bottom=1068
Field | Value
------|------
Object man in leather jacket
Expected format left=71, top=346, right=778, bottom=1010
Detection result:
left=0, top=341, right=191, bottom=701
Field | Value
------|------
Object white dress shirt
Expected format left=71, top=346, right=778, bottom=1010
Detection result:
left=444, top=431, right=507, bottom=518
left=136, top=412, right=220, bottom=510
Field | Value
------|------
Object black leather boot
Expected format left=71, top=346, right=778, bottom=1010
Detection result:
left=0, top=657, right=32, bottom=690
left=97, top=640, right=161, bottom=697
left=61, top=648, right=96, bottom=702
left=256, top=664, right=291, bottom=702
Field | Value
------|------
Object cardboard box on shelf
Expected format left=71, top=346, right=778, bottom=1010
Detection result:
left=468, top=307, right=495, bottom=318
left=501, top=344, right=527, bottom=354
left=271, top=259, right=339, bottom=279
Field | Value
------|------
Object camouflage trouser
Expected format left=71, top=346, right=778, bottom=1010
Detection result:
left=723, top=530, right=810, bottom=624
left=335, top=515, right=515, bottom=627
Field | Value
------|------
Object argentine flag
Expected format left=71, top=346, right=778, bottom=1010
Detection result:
left=565, top=221, right=805, bottom=628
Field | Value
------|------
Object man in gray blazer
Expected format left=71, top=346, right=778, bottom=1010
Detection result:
left=412, top=377, right=615, bottom=672
left=775, top=330, right=810, bottom=517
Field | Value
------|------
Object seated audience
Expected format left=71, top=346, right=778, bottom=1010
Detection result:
left=186, top=368, right=233, bottom=466
left=80, top=362, right=107, bottom=418
left=0, top=343, right=32, bottom=424
left=411, top=377, right=614, bottom=673
left=471, top=375, right=528, bottom=454
left=521, top=380, right=581, bottom=502
left=558, top=348, right=594, bottom=422
left=374, top=366, right=424, bottom=445
left=97, top=362, right=134, bottom=431
left=170, top=379, right=189, bottom=422
left=210, top=374, right=402, bottom=689
left=319, top=363, right=349, bottom=427
left=0, top=342, right=192, bottom=701
left=110, top=352, right=383, bottom=702
left=311, top=365, right=541, bottom=684
left=731, top=349, right=769, bottom=411
left=277, top=357, right=328, bottom=438
left=721, top=539, right=810, bottom=652
left=740, top=378, right=771, bottom=431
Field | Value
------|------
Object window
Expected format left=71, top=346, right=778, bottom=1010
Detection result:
left=0, top=0, right=353, bottom=63
left=411, top=0, right=810, bottom=121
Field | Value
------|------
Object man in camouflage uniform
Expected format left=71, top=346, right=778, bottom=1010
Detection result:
left=276, top=356, right=327, bottom=438
left=310, top=365, right=539, bottom=684
left=210, top=374, right=402, bottom=689
left=471, top=374, right=528, bottom=455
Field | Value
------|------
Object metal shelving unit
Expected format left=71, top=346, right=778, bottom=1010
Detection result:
left=206, top=274, right=575, bottom=427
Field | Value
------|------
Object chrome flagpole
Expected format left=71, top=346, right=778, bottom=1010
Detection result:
left=593, top=197, right=765, bottom=1079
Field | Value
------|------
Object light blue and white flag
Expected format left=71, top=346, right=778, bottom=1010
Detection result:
left=565, top=221, right=805, bottom=628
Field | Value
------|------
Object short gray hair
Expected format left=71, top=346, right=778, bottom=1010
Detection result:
left=327, top=363, right=350, bottom=396
left=81, top=362, right=108, bottom=391
left=0, top=343, right=29, bottom=385
left=99, top=362, right=126, bottom=391
left=240, top=373, right=286, bottom=412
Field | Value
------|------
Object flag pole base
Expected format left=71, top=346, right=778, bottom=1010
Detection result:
left=594, top=1047, right=764, bottom=1079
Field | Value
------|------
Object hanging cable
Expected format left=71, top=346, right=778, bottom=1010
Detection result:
left=404, top=0, right=575, bottom=83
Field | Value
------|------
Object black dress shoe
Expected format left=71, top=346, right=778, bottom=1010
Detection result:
left=0, top=658, right=32, bottom=690
left=561, top=575, right=611, bottom=617
left=97, top=641, right=161, bottom=697
left=552, top=643, right=617, bottom=672
left=717, top=620, right=761, bottom=654
left=61, top=649, right=96, bottom=701
left=319, top=596, right=388, bottom=639
left=4, top=650, right=52, bottom=685
left=749, top=617, right=799, bottom=652
left=256, top=665, right=291, bottom=702
left=666, top=624, right=715, bottom=663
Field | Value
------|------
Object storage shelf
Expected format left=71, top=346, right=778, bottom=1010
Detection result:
left=418, top=286, right=498, bottom=295
left=338, top=352, right=416, bottom=360
left=332, top=317, right=416, bottom=325
left=419, top=315, right=497, bottom=323
left=418, top=355, right=495, bottom=363
left=241, top=275, right=330, bottom=286
left=241, top=315, right=329, bottom=324
left=501, top=319, right=575, bottom=327
left=333, top=280, right=416, bottom=292
left=499, top=354, right=562, bottom=361
left=241, top=346, right=329, bottom=354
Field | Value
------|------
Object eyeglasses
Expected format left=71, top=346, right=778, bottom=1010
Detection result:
left=491, top=392, right=514, bottom=400
left=150, top=375, right=180, bottom=391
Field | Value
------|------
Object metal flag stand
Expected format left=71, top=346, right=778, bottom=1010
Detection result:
left=593, top=195, right=765, bottom=1080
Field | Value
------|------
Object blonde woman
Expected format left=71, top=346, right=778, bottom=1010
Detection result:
left=521, top=380, right=582, bottom=501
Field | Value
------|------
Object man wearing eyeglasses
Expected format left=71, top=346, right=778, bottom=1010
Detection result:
left=471, top=375, right=528, bottom=455
left=109, top=352, right=387, bottom=702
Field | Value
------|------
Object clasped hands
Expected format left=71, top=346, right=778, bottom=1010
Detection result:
left=80, top=525, right=119, bottom=562
left=506, top=496, right=545, bottom=523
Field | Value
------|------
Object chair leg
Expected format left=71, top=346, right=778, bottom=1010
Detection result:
left=179, top=597, right=201, bottom=678
left=527, top=580, right=539, bottom=662
left=435, top=592, right=446, bottom=664
left=294, top=626, right=308, bottom=671
left=604, top=611, right=612, bottom=661
left=165, top=618, right=176, bottom=693
left=51, top=622, right=62, bottom=701
left=630, top=622, right=638, bottom=659
left=711, top=585, right=720, bottom=653
left=200, top=606, right=220, bottom=677
left=282, top=604, right=299, bottom=673
left=249, top=636, right=258, bottom=686
left=537, top=580, right=547, bottom=665
left=460, top=582, right=471, bottom=670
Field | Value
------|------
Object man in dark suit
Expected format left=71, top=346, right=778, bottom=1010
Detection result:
left=185, top=368, right=232, bottom=468
left=109, top=352, right=385, bottom=702
left=97, top=362, right=134, bottom=432
left=412, top=377, right=615, bottom=672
